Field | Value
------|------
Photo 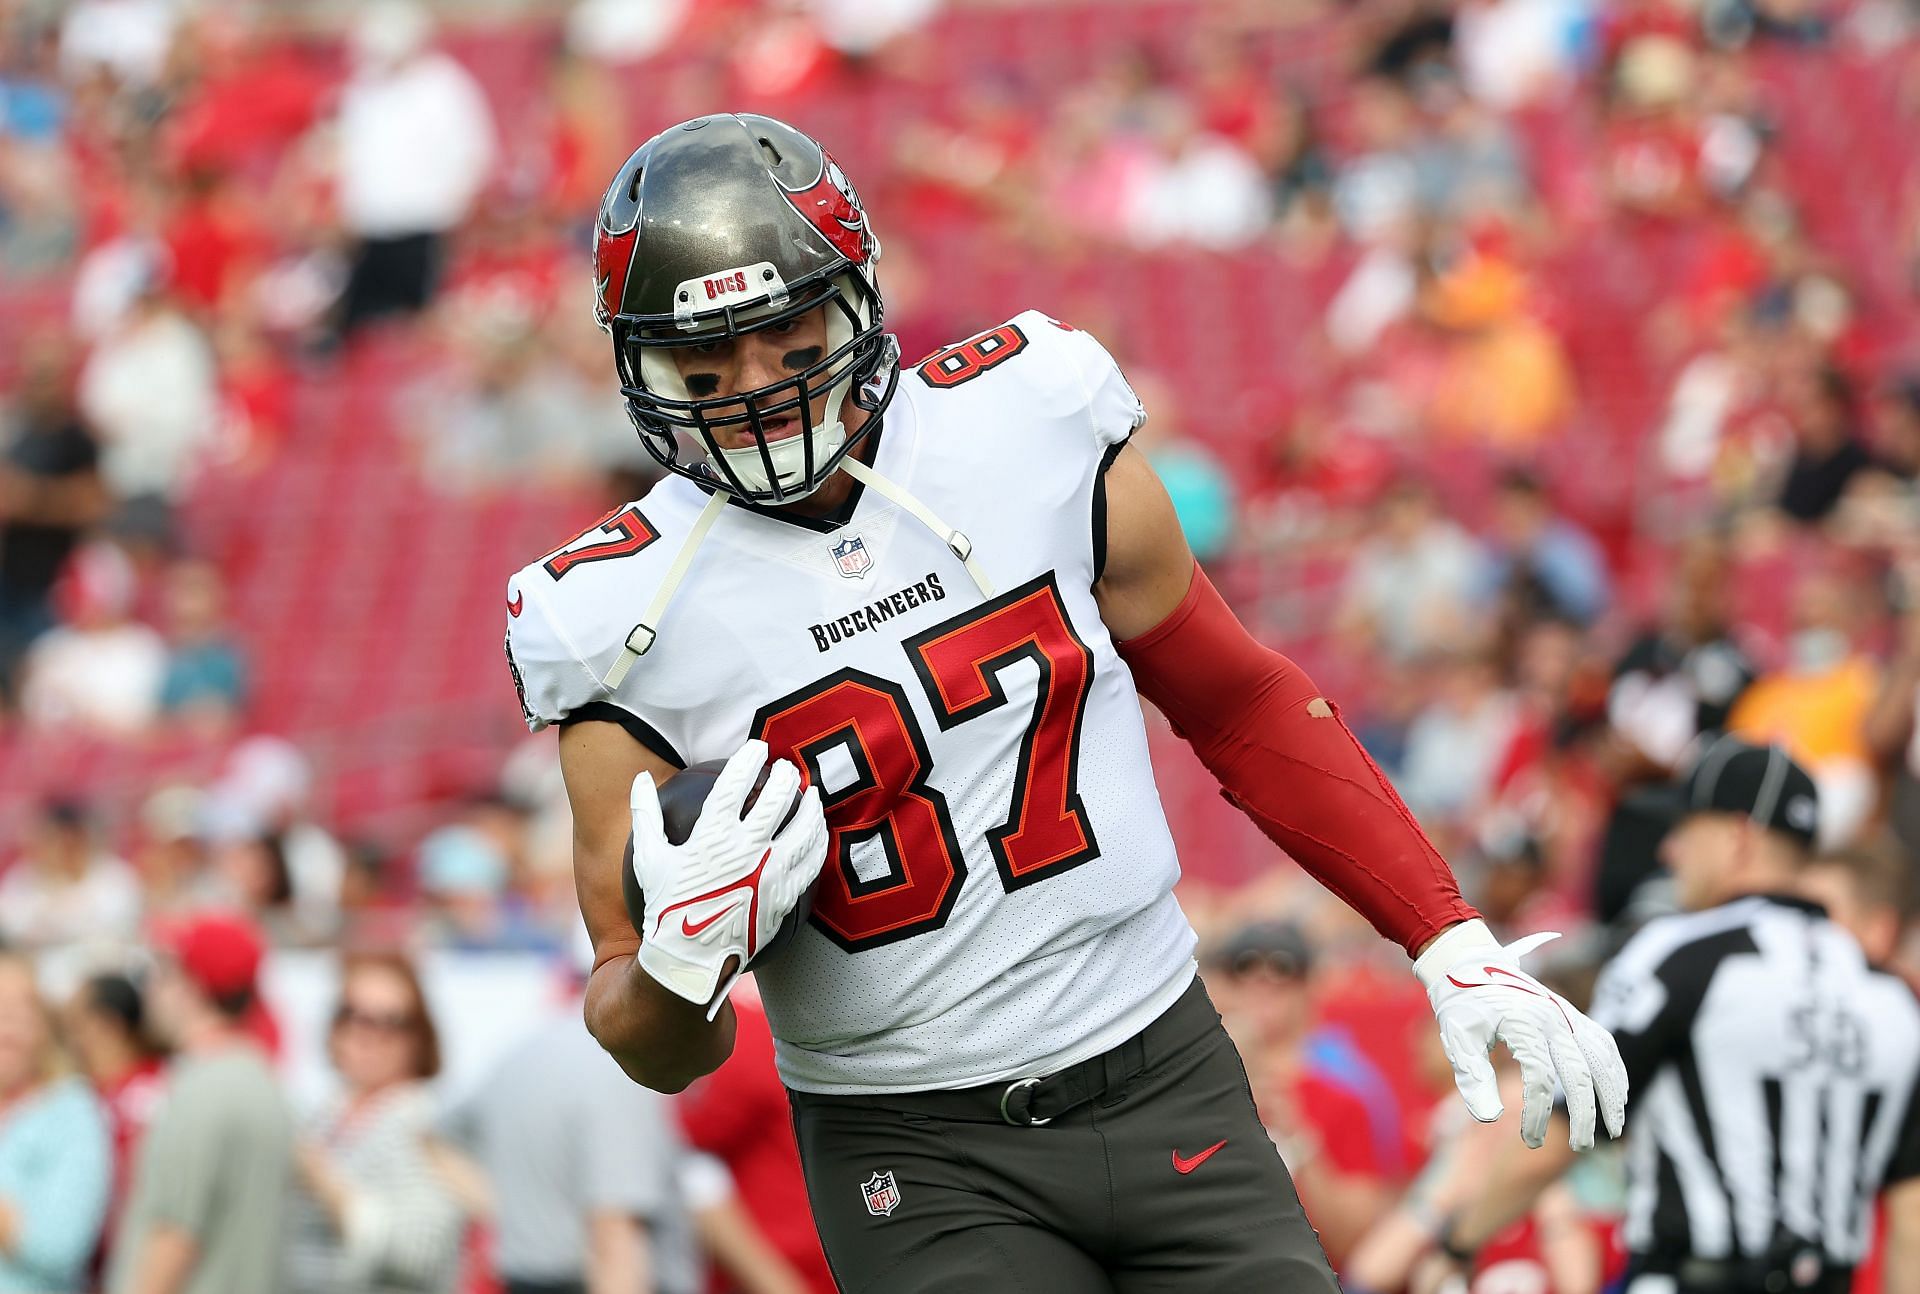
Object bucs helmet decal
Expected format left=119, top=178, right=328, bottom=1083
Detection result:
left=592, top=225, right=639, bottom=331
left=780, top=153, right=876, bottom=266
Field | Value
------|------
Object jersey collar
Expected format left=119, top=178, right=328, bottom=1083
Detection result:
left=1749, top=891, right=1828, bottom=917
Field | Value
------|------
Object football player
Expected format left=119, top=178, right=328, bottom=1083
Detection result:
left=506, top=113, right=1627, bottom=1291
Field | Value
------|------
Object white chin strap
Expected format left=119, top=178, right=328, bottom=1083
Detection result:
left=600, top=447, right=996, bottom=693
left=712, top=378, right=852, bottom=498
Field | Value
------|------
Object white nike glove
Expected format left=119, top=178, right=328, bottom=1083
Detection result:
left=629, top=740, right=828, bottom=1013
left=1414, top=919, right=1629, bottom=1151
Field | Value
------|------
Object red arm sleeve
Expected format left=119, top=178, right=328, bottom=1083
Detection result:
left=1116, top=563, right=1478, bottom=955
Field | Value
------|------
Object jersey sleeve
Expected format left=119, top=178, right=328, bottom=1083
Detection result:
left=504, top=565, right=689, bottom=767
left=1027, top=311, right=1148, bottom=451
left=503, top=569, right=603, bottom=733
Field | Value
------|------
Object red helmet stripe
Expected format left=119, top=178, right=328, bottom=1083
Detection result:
left=781, top=152, right=874, bottom=265
left=593, top=225, right=639, bottom=323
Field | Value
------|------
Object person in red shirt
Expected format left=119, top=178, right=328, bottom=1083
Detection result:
left=64, top=971, right=167, bottom=1284
left=1207, top=921, right=1412, bottom=1269
left=676, top=990, right=835, bottom=1294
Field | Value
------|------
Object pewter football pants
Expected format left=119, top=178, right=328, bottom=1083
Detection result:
left=787, top=978, right=1341, bottom=1293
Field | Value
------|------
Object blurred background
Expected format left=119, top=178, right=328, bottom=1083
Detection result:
left=1, top=0, right=1919, bottom=1290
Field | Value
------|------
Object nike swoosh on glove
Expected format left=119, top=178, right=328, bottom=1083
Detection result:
left=629, top=740, right=828, bottom=1014
left=1414, top=919, right=1629, bottom=1151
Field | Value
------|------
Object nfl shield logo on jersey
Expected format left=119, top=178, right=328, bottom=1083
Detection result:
left=861, top=1170, right=901, bottom=1217
left=832, top=535, right=872, bottom=579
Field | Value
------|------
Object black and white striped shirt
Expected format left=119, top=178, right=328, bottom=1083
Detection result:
left=1589, top=893, right=1920, bottom=1272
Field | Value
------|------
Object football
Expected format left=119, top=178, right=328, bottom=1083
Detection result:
left=623, top=758, right=815, bottom=971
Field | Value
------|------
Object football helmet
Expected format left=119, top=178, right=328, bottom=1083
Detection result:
left=592, top=113, right=898, bottom=505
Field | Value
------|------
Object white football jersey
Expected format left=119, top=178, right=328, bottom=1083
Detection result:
left=506, top=311, right=1198, bottom=1093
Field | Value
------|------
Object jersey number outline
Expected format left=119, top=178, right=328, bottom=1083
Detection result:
left=914, top=323, right=1029, bottom=389
left=543, top=506, right=658, bottom=579
left=752, top=571, right=1101, bottom=951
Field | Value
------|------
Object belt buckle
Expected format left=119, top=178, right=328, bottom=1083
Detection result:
left=999, top=1076, right=1051, bottom=1127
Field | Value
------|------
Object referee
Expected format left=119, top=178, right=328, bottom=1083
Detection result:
left=1434, top=738, right=1920, bottom=1293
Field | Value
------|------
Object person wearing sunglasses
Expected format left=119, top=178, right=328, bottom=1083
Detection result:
left=287, top=953, right=464, bottom=1294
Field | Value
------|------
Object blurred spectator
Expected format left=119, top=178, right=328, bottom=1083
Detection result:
left=440, top=961, right=702, bottom=1294
left=1728, top=567, right=1878, bottom=846
left=678, top=1152, right=814, bottom=1294
left=57, top=0, right=175, bottom=87
left=158, top=9, right=330, bottom=185
left=1033, top=91, right=1154, bottom=247
left=1480, top=471, right=1612, bottom=626
left=1869, top=585, right=1920, bottom=860
left=1833, top=378, right=1920, bottom=547
left=161, top=172, right=268, bottom=320
left=1345, top=1062, right=1610, bottom=1294
left=132, top=787, right=222, bottom=917
left=1454, top=0, right=1588, bottom=109
left=804, top=0, right=942, bottom=57
left=1424, top=246, right=1577, bottom=449
left=1261, top=91, right=1336, bottom=250
left=64, top=972, right=165, bottom=1287
left=0, top=13, right=64, bottom=149
left=0, top=799, right=141, bottom=953
left=1207, top=921, right=1405, bottom=1268
left=334, top=1, right=496, bottom=334
left=1130, top=375, right=1237, bottom=563
left=76, top=280, right=218, bottom=531
left=413, top=304, right=641, bottom=494
left=1396, top=647, right=1522, bottom=821
left=677, top=994, right=836, bottom=1294
left=417, top=806, right=561, bottom=953
left=1337, top=478, right=1490, bottom=662
left=0, top=341, right=106, bottom=700
left=199, top=738, right=346, bottom=944
left=0, top=952, right=111, bottom=1294
left=1326, top=223, right=1422, bottom=356
left=108, top=912, right=293, bottom=1294
left=208, top=833, right=299, bottom=944
left=1873, top=379, right=1920, bottom=484
left=1603, top=36, right=1708, bottom=219
left=891, top=78, right=1039, bottom=235
left=288, top=953, right=464, bottom=1294
left=18, top=541, right=164, bottom=736
left=1471, top=833, right=1559, bottom=938
left=1775, top=365, right=1874, bottom=525
left=563, top=0, right=693, bottom=64
left=210, top=314, right=294, bottom=471
left=69, top=183, right=170, bottom=345
left=1607, top=535, right=1757, bottom=773
left=1123, top=97, right=1272, bottom=250
left=1798, top=839, right=1916, bottom=967
left=157, top=560, right=246, bottom=733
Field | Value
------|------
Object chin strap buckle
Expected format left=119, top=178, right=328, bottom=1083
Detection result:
left=602, top=625, right=655, bottom=690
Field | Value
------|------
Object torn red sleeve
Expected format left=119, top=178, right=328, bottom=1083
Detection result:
left=1116, top=563, right=1478, bottom=955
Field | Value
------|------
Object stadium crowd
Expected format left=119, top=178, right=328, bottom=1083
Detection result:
left=1, top=0, right=1919, bottom=1289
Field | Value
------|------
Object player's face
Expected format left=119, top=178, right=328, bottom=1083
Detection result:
left=672, top=306, right=836, bottom=452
